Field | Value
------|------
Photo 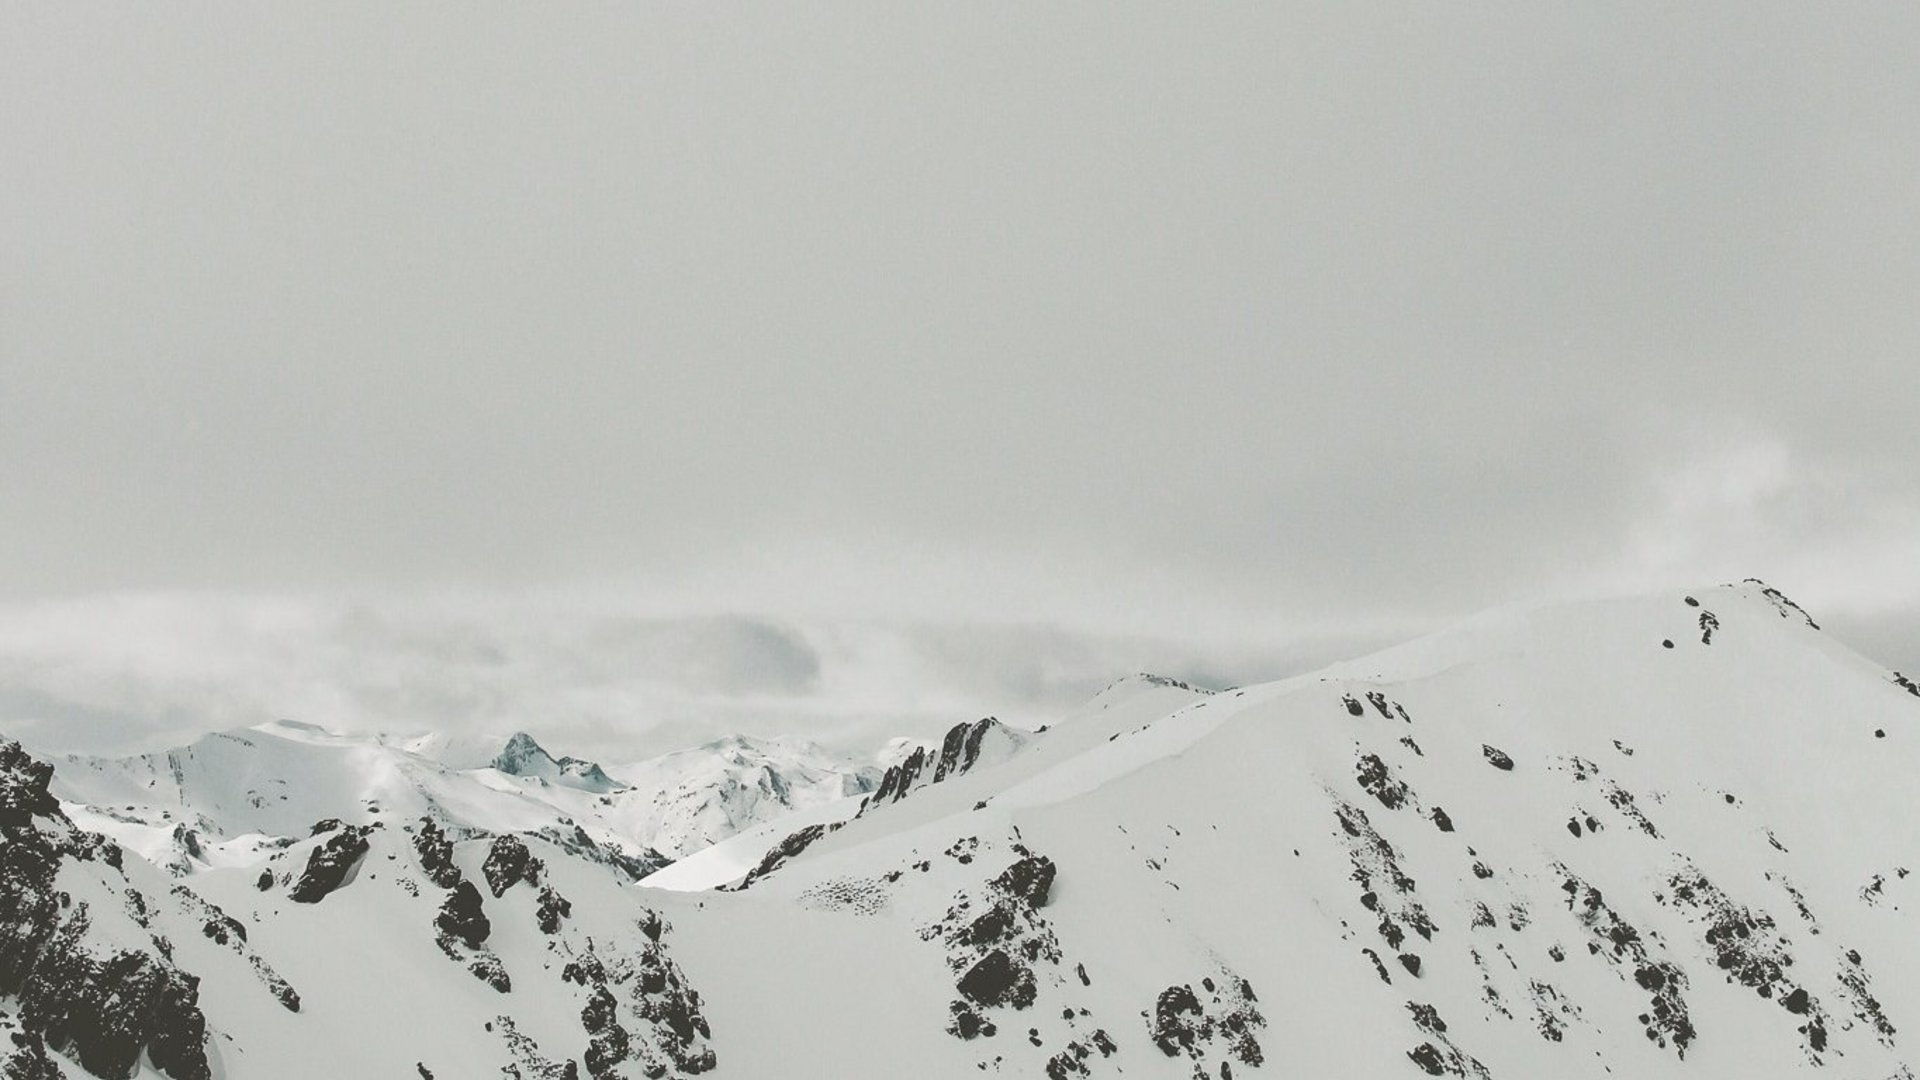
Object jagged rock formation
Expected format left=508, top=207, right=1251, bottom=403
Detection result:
left=862, top=717, right=1032, bottom=813
left=288, top=821, right=375, bottom=903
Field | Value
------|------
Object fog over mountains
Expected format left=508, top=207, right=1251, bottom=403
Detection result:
left=4, top=581, right=1919, bottom=1078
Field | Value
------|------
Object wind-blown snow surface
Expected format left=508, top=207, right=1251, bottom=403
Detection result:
left=5, top=581, right=1920, bottom=1079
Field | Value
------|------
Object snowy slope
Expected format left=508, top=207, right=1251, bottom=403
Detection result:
left=5, top=580, right=1919, bottom=1079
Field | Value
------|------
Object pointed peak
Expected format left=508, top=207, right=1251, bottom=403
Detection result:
left=492, top=732, right=555, bottom=775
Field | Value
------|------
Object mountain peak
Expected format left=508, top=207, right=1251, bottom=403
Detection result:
left=491, top=731, right=552, bottom=775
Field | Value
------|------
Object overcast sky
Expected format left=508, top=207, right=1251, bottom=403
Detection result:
left=3, top=5, right=1917, bottom=760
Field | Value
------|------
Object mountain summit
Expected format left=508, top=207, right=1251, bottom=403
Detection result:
left=492, top=731, right=627, bottom=794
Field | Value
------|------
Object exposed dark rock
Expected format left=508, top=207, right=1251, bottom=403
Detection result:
left=436, top=881, right=491, bottom=949
left=167, top=885, right=301, bottom=1013
left=466, top=952, right=510, bottom=994
left=482, top=835, right=543, bottom=898
left=947, top=1000, right=997, bottom=1039
left=564, top=929, right=715, bottom=1077
left=1558, top=869, right=1694, bottom=1056
left=864, top=718, right=1024, bottom=817
left=0, top=1027, right=64, bottom=1080
left=732, top=822, right=840, bottom=890
left=1665, top=865, right=1829, bottom=1061
left=1745, top=579, right=1820, bottom=629
left=965, top=903, right=1017, bottom=947
left=1355, top=754, right=1412, bottom=810
left=0, top=741, right=214, bottom=1080
left=958, top=949, right=1035, bottom=1009
left=1147, top=972, right=1265, bottom=1071
left=288, top=825, right=373, bottom=904
left=492, top=1014, right=574, bottom=1078
left=536, top=886, right=572, bottom=934
left=1603, top=782, right=1661, bottom=837
left=581, top=985, right=632, bottom=1079
left=1402, top=1002, right=1488, bottom=1077
left=1482, top=745, right=1514, bottom=771
left=1836, top=947, right=1897, bottom=1046
left=18, top=929, right=211, bottom=1080
left=1333, top=797, right=1436, bottom=953
left=1042, top=1028, right=1117, bottom=1080
left=992, top=855, right=1056, bottom=909
left=412, top=819, right=464, bottom=890
left=865, top=746, right=928, bottom=810
left=1150, top=984, right=1204, bottom=1056
left=1362, top=948, right=1392, bottom=984
left=933, top=718, right=1002, bottom=783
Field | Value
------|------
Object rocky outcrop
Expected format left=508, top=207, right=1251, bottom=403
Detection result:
left=862, top=718, right=1031, bottom=816
left=1148, top=971, right=1265, bottom=1073
left=0, top=739, right=214, bottom=1080
left=933, top=718, right=1002, bottom=783
left=483, top=835, right=543, bottom=897
left=536, top=887, right=573, bottom=935
left=411, top=818, right=464, bottom=890
left=561, top=917, right=716, bottom=1078
left=925, top=845, right=1072, bottom=1049
left=170, top=885, right=300, bottom=1013
left=865, top=746, right=929, bottom=809
left=436, top=882, right=492, bottom=949
left=288, top=822, right=375, bottom=904
left=407, top=820, right=513, bottom=992
left=731, top=822, right=843, bottom=891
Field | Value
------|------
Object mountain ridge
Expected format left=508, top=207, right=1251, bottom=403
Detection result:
left=4, top=580, right=1918, bottom=1078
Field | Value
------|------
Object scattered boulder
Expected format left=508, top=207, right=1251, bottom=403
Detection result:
left=957, top=949, right=1035, bottom=1009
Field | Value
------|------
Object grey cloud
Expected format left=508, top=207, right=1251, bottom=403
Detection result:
left=0, top=5, right=1914, bottom=745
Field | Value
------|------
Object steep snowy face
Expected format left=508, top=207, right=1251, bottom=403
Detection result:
left=693, top=582, right=1920, bottom=1079
left=6, top=580, right=1920, bottom=1080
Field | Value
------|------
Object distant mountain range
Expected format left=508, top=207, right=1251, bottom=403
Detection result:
left=3, top=580, right=1919, bottom=1078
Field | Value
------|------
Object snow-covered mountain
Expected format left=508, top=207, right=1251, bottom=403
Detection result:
left=43, top=721, right=894, bottom=882
left=5, top=580, right=1920, bottom=1079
